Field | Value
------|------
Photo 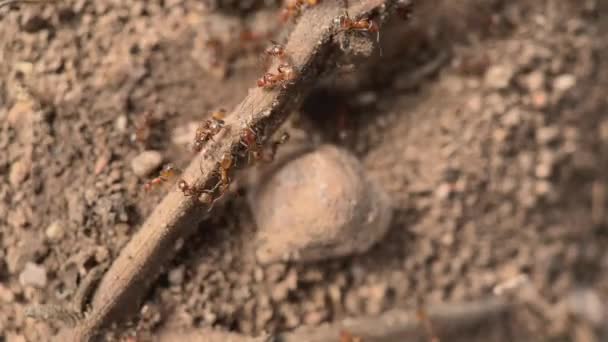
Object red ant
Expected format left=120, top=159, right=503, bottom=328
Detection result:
left=240, top=126, right=263, bottom=163
left=240, top=127, right=290, bottom=163
left=192, top=109, right=226, bottom=152
left=257, top=64, right=297, bottom=89
left=334, top=11, right=380, bottom=42
left=144, top=164, right=179, bottom=192
left=265, top=41, right=285, bottom=59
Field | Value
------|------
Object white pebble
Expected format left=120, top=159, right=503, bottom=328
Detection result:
left=19, top=262, right=47, bottom=288
left=131, top=150, right=163, bottom=177
left=45, top=221, right=64, bottom=241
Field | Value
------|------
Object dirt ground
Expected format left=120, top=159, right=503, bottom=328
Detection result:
left=1, top=0, right=608, bottom=341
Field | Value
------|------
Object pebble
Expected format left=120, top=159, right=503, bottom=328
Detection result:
left=536, top=126, right=560, bottom=144
left=115, top=115, right=128, bottom=132
left=45, top=221, right=64, bottom=241
left=567, top=288, right=604, bottom=327
left=19, top=262, right=47, bottom=288
left=523, top=71, right=545, bottom=91
left=248, top=144, right=393, bottom=264
left=553, top=74, right=576, bottom=92
left=9, top=158, right=31, bottom=186
left=485, top=65, right=514, bottom=90
left=0, top=284, right=15, bottom=302
left=168, top=266, right=185, bottom=286
left=131, top=150, right=163, bottom=177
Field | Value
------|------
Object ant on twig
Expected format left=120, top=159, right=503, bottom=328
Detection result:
left=334, top=11, right=380, bottom=42
left=144, top=164, right=180, bottom=192
left=192, top=109, right=226, bottom=152
left=257, top=64, right=297, bottom=89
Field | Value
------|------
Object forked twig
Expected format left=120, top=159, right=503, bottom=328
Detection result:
left=60, top=0, right=397, bottom=340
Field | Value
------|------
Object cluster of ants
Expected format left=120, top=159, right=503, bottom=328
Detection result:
left=145, top=106, right=290, bottom=208
left=144, top=0, right=384, bottom=206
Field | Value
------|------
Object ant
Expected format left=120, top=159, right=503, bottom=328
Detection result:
left=280, top=0, right=320, bottom=22
left=257, top=64, right=297, bottom=89
left=192, top=109, right=226, bottom=152
left=265, top=40, right=285, bottom=59
left=144, top=164, right=179, bottom=192
left=177, top=179, right=203, bottom=198
left=240, top=126, right=263, bottom=164
left=211, top=152, right=234, bottom=195
left=334, top=11, right=380, bottom=42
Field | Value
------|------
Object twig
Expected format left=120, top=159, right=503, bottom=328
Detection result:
left=277, top=298, right=510, bottom=342
left=150, top=298, right=511, bottom=342
left=59, top=0, right=397, bottom=341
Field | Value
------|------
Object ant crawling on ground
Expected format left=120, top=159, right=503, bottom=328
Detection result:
left=334, top=11, right=380, bottom=42
left=257, top=64, right=297, bottom=89
left=144, top=164, right=180, bottom=192
left=192, top=109, right=227, bottom=152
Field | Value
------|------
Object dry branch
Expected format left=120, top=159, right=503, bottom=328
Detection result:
left=59, top=0, right=397, bottom=340
left=152, top=298, right=512, bottom=342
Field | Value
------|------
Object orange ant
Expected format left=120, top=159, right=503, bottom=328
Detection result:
left=211, top=152, right=234, bottom=195
left=144, top=164, right=179, bottom=192
left=334, top=11, right=380, bottom=42
left=257, top=64, right=297, bottom=89
left=177, top=179, right=201, bottom=198
left=192, top=109, right=226, bottom=152
left=178, top=152, right=234, bottom=209
left=264, top=40, right=286, bottom=60
left=240, top=126, right=263, bottom=163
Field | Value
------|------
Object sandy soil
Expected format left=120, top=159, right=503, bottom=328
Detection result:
left=1, top=0, right=608, bottom=341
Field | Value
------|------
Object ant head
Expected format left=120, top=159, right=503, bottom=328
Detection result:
left=178, top=180, right=187, bottom=191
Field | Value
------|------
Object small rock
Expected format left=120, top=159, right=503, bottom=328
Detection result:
left=19, top=262, right=47, bottom=288
left=536, top=126, right=560, bottom=144
left=45, top=221, right=64, bottom=241
left=131, top=150, right=163, bottom=177
left=9, top=158, right=31, bottom=186
left=553, top=74, right=576, bottom=92
left=171, top=122, right=198, bottom=146
left=168, top=266, right=185, bottom=286
left=249, top=145, right=392, bottom=264
left=485, top=65, right=514, bottom=90
left=0, top=284, right=15, bottom=302
left=115, top=115, right=128, bottom=132
left=523, top=71, right=545, bottom=91
left=567, top=288, right=604, bottom=327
